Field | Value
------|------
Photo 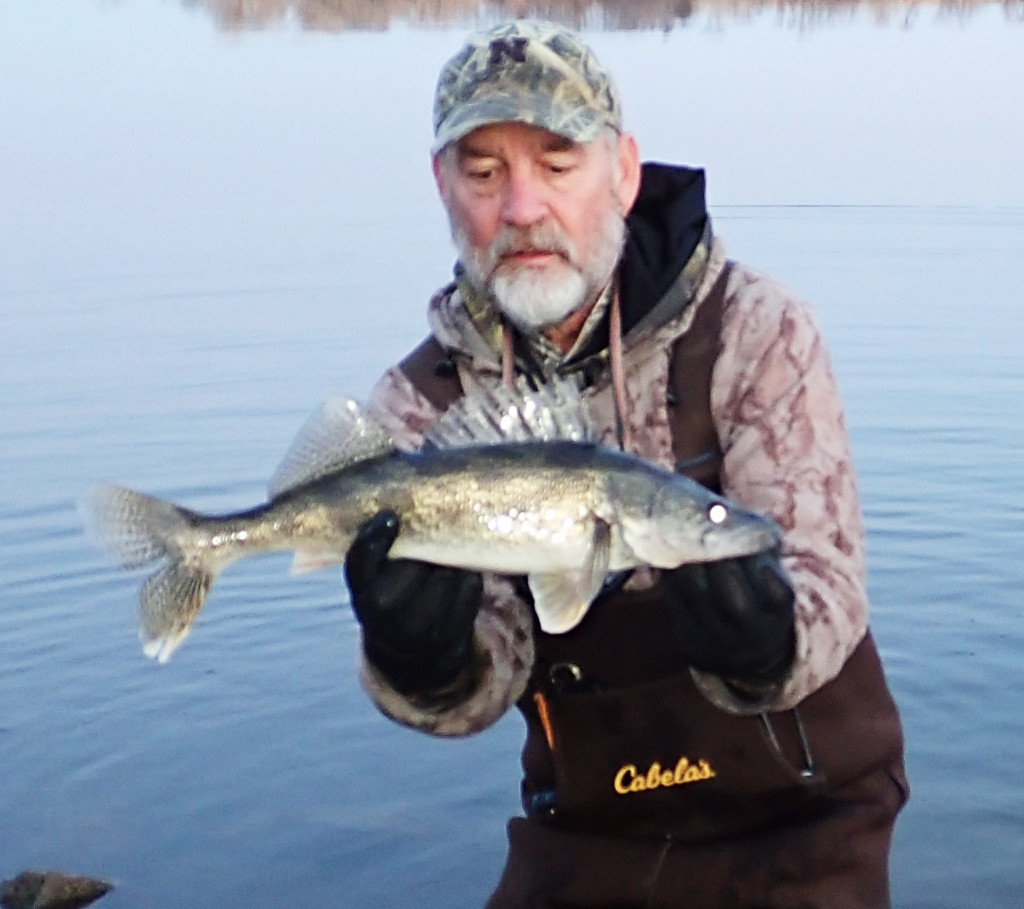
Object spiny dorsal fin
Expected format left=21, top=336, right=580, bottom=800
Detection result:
left=268, top=397, right=394, bottom=498
left=425, top=375, right=594, bottom=449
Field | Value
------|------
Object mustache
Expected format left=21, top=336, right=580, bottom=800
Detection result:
left=488, top=224, right=576, bottom=268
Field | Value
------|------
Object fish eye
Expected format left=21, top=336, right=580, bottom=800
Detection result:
left=707, top=503, right=728, bottom=525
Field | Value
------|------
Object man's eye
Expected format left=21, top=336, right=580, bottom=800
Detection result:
left=545, top=160, right=576, bottom=176
left=461, top=160, right=499, bottom=181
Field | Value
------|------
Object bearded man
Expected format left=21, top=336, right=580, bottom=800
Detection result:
left=343, top=19, right=908, bottom=909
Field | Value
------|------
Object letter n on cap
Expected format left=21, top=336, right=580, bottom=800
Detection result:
left=489, top=37, right=528, bottom=65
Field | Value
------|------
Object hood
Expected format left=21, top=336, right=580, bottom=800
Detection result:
left=620, top=163, right=709, bottom=335
left=562, top=161, right=710, bottom=365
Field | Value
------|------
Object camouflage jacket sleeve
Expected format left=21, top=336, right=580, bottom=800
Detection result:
left=358, top=369, right=535, bottom=737
left=691, top=263, right=870, bottom=714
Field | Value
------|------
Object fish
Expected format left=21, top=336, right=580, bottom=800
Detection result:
left=84, top=377, right=781, bottom=661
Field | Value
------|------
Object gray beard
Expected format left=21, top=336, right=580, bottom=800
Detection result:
left=452, top=210, right=626, bottom=333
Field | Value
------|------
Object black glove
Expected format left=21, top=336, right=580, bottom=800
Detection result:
left=661, top=549, right=796, bottom=689
left=344, top=510, right=483, bottom=696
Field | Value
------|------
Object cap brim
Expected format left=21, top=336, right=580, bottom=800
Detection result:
left=432, top=91, right=606, bottom=154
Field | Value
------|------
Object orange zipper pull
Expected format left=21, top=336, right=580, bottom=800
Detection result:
left=532, top=689, right=557, bottom=752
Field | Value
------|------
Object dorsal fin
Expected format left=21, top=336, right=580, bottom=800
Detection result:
left=425, top=375, right=594, bottom=449
left=268, top=397, right=394, bottom=498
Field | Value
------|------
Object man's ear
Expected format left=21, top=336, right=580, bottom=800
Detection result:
left=432, top=152, right=448, bottom=200
left=615, top=132, right=642, bottom=215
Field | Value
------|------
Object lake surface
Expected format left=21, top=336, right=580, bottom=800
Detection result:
left=2, top=3, right=1023, bottom=907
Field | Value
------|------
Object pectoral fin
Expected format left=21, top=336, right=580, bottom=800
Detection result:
left=529, top=519, right=611, bottom=633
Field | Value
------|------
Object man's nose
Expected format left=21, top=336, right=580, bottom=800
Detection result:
left=502, top=169, right=549, bottom=227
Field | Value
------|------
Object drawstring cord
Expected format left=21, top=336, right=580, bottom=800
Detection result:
left=608, top=288, right=633, bottom=453
left=501, top=322, right=516, bottom=387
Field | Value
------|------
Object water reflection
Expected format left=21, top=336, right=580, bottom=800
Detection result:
left=4, top=1, right=1023, bottom=906
left=183, top=0, right=1023, bottom=30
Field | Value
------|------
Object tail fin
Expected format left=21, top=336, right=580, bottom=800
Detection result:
left=84, top=484, right=215, bottom=662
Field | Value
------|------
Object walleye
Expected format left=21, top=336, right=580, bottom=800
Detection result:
left=85, top=378, right=780, bottom=661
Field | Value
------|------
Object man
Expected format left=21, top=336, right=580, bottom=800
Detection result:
left=343, top=19, right=908, bottom=908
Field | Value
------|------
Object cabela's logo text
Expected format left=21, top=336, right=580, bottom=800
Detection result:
left=613, top=757, right=716, bottom=795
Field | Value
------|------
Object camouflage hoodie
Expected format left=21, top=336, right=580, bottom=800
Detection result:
left=361, top=164, right=869, bottom=737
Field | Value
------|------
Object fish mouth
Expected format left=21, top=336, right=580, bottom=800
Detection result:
left=699, top=518, right=781, bottom=558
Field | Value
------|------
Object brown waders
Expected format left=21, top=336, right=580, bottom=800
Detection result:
left=489, top=598, right=907, bottom=908
left=400, top=266, right=908, bottom=908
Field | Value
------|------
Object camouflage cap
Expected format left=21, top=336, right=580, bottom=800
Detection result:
left=432, top=20, right=622, bottom=154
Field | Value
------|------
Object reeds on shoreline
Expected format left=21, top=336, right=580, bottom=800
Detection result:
left=182, top=0, right=1022, bottom=32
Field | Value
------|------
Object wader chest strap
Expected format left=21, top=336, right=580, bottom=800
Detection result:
left=666, top=263, right=731, bottom=491
left=398, top=335, right=463, bottom=413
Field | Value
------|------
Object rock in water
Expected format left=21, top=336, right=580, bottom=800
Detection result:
left=1, top=871, right=112, bottom=909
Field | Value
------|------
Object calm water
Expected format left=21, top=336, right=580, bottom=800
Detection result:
left=2, top=4, right=1023, bottom=907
